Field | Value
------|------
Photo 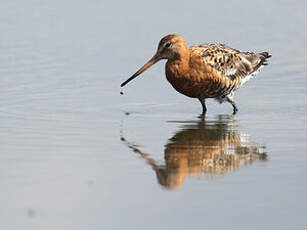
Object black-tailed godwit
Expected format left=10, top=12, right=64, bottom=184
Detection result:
left=121, top=34, right=271, bottom=114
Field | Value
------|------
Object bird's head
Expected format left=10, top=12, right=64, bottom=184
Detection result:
left=156, top=34, right=187, bottom=60
left=121, top=34, right=187, bottom=87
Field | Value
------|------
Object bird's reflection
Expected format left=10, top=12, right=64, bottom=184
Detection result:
left=121, top=115, right=267, bottom=190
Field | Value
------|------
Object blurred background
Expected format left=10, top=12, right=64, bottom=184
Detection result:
left=0, top=0, right=306, bottom=229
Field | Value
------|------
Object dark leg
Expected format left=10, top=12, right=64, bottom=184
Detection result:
left=226, top=95, right=238, bottom=115
left=198, top=98, right=207, bottom=115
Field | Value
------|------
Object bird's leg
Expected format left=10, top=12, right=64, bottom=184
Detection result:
left=198, top=98, right=207, bottom=115
left=226, top=94, right=238, bottom=115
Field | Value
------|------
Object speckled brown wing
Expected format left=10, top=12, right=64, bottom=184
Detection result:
left=191, top=43, right=270, bottom=84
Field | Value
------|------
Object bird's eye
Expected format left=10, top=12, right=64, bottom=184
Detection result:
left=165, top=42, right=172, bottom=48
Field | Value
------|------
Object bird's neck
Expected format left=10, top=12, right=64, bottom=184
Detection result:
left=166, top=50, right=190, bottom=78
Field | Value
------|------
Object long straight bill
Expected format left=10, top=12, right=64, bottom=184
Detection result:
left=120, top=54, right=161, bottom=87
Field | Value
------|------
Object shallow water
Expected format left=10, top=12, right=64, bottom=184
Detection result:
left=0, top=0, right=306, bottom=229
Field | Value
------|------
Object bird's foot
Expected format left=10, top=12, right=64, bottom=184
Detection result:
left=232, top=107, right=238, bottom=115
left=198, top=112, right=206, bottom=119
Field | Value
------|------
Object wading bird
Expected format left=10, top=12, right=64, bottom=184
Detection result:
left=121, top=34, right=271, bottom=114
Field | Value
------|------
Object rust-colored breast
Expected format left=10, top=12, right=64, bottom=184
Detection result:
left=165, top=49, right=240, bottom=99
left=166, top=44, right=253, bottom=98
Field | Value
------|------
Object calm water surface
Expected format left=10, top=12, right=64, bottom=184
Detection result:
left=0, top=0, right=306, bottom=229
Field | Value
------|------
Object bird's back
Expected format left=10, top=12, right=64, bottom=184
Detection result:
left=190, top=43, right=271, bottom=88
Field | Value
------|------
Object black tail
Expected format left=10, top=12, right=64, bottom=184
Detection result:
left=258, top=52, right=272, bottom=66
